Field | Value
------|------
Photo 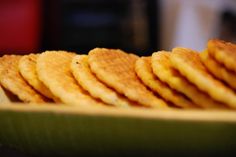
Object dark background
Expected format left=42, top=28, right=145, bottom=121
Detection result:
left=41, top=0, right=160, bottom=56
left=0, top=0, right=236, bottom=56
left=0, top=0, right=161, bottom=56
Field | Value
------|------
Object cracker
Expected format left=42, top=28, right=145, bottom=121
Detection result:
left=37, top=51, right=105, bottom=106
left=0, top=85, right=11, bottom=103
left=135, top=56, right=197, bottom=109
left=200, top=50, right=236, bottom=90
left=171, top=47, right=236, bottom=109
left=0, top=55, right=46, bottom=103
left=208, top=39, right=236, bottom=72
left=88, top=48, right=169, bottom=109
left=19, top=54, right=59, bottom=101
left=152, top=51, right=226, bottom=109
left=71, top=55, right=134, bottom=107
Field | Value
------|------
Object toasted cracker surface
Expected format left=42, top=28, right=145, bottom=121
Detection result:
left=200, top=50, right=236, bottom=90
left=171, top=47, right=236, bottom=109
left=0, top=55, right=46, bottom=103
left=19, top=54, right=57, bottom=100
left=88, top=48, right=169, bottom=109
left=135, top=56, right=197, bottom=109
left=71, top=55, right=135, bottom=107
left=37, top=51, right=105, bottom=106
left=0, top=85, right=11, bottom=103
left=208, top=39, right=236, bottom=72
left=152, top=51, right=226, bottom=109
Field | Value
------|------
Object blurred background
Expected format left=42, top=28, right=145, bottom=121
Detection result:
left=0, top=0, right=236, bottom=56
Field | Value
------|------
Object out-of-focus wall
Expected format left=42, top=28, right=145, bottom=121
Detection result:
left=160, top=0, right=236, bottom=51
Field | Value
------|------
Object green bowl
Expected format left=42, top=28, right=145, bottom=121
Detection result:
left=0, top=104, right=236, bottom=156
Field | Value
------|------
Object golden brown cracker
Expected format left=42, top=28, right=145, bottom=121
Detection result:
left=88, top=48, right=169, bottom=109
left=200, top=50, right=236, bottom=90
left=152, top=51, right=226, bottom=109
left=208, top=39, right=236, bottom=72
left=0, top=55, right=46, bottom=103
left=135, top=56, right=197, bottom=109
left=71, top=55, right=134, bottom=107
left=0, top=85, right=11, bottom=103
left=19, top=54, right=58, bottom=100
left=171, top=47, right=236, bottom=109
left=36, top=51, right=105, bottom=106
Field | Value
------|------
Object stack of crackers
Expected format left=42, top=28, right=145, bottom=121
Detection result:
left=0, top=39, right=236, bottom=110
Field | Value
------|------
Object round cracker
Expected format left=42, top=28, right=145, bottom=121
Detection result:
left=0, top=55, right=46, bottom=103
left=0, top=85, right=11, bottom=103
left=171, top=47, right=236, bottom=109
left=71, top=55, right=134, bottom=107
left=200, top=50, right=236, bottom=90
left=37, top=51, right=105, bottom=106
left=152, top=51, right=226, bottom=109
left=208, top=39, right=236, bottom=72
left=88, top=48, right=169, bottom=109
left=135, top=56, right=197, bottom=109
left=19, top=54, right=59, bottom=101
